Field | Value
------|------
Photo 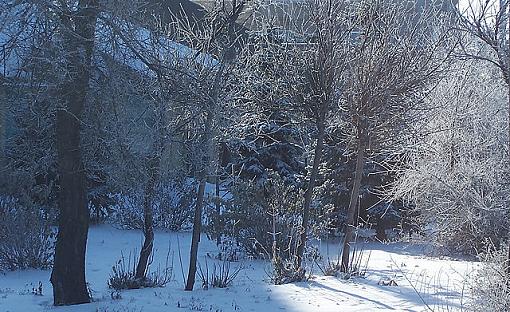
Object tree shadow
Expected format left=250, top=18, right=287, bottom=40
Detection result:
left=294, top=280, right=396, bottom=310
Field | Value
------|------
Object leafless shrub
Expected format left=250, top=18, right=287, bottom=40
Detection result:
left=107, top=249, right=173, bottom=290
left=316, top=237, right=371, bottom=278
left=317, top=259, right=343, bottom=277
left=223, top=175, right=305, bottom=260
left=270, top=256, right=307, bottom=285
left=0, top=196, right=54, bottom=271
left=197, top=259, right=242, bottom=289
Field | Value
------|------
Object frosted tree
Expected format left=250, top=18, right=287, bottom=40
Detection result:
left=237, top=0, right=351, bottom=277
left=456, top=0, right=510, bottom=274
left=290, top=0, right=349, bottom=272
left=1, top=0, right=181, bottom=302
left=457, top=0, right=509, bottom=87
left=339, top=0, right=453, bottom=273
left=391, top=60, right=509, bottom=254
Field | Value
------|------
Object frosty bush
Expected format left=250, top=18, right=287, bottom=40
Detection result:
left=471, top=246, right=510, bottom=311
left=154, top=183, right=195, bottom=231
left=108, top=251, right=172, bottom=290
left=213, top=236, right=245, bottom=262
left=392, top=61, right=510, bottom=254
left=109, top=180, right=195, bottom=231
left=270, top=258, right=306, bottom=285
left=219, top=173, right=309, bottom=262
left=109, top=193, right=144, bottom=230
left=88, top=181, right=116, bottom=224
left=0, top=196, right=54, bottom=271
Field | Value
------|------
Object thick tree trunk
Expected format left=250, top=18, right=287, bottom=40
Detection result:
left=185, top=177, right=206, bottom=291
left=52, top=108, right=90, bottom=305
left=296, top=120, right=325, bottom=269
left=51, top=0, right=98, bottom=306
left=135, top=155, right=159, bottom=279
left=507, top=79, right=510, bottom=281
left=341, top=138, right=365, bottom=273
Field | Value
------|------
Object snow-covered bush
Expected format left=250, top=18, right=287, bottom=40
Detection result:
left=108, top=181, right=195, bottom=231
left=316, top=240, right=370, bottom=279
left=154, top=183, right=195, bottom=231
left=109, top=193, right=144, bottom=230
left=471, top=246, right=510, bottom=311
left=213, top=236, right=245, bottom=262
left=317, top=139, right=413, bottom=241
left=87, top=177, right=116, bottom=224
left=108, top=251, right=172, bottom=290
left=270, top=259, right=306, bottom=285
left=392, top=61, right=510, bottom=254
left=219, top=173, right=317, bottom=284
left=1, top=86, right=59, bottom=223
left=0, top=196, right=54, bottom=271
left=220, top=173, right=305, bottom=260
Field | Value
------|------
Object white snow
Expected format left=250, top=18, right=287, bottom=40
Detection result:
left=95, top=14, right=218, bottom=77
left=0, top=226, right=475, bottom=312
left=0, top=7, right=218, bottom=79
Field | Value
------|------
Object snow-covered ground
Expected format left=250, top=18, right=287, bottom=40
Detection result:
left=0, top=226, right=475, bottom=312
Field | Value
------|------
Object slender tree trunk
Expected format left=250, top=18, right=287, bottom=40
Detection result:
left=51, top=0, right=98, bottom=306
left=341, top=136, right=365, bottom=273
left=185, top=50, right=227, bottom=289
left=296, top=119, right=325, bottom=269
left=0, top=84, right=5, bottom=172
left=185, top=176, right=207, bottom=291
left=185, top=108, right=214, bottom=291
left=135, top=154, right=159, bottom=279
left=215, top=171, right=221, bottom=245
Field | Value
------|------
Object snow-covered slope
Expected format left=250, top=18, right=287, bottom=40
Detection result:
left=0, top=226, right=475, bottom=312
